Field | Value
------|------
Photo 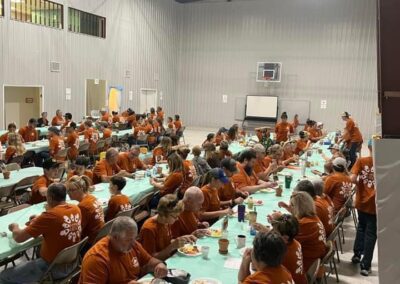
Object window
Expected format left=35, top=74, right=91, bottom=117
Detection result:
left=0, top=0, right=4, bottom=17
left=68, top=7, right=106, bottom=38
left=10, top=0, right=63, bottom=29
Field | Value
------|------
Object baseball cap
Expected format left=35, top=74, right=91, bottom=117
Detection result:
left=221, top=158, right=238, bottom=173
left=332, top=157, right=347, bottom=169
left=209, top=168, right=229, bottom=184
left=43, top=158, right=61, bottom=170
left=328, top=144, right=340, bottom=151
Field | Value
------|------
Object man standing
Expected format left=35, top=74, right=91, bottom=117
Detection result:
left=0, top=183, right=82, bottom=284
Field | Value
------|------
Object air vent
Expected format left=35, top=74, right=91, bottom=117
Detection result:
left=50, top=61, right=61, bottom=72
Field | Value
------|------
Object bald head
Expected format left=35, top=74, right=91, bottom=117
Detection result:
left=183, top=187, right=204, bottom=212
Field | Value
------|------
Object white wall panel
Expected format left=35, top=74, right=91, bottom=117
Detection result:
left=176, top=0, right=378, bottom=139
left=0, top=0, right=178, bottom=128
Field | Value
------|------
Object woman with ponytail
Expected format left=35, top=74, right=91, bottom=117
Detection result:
left=275, top=112, right=294, bottom=143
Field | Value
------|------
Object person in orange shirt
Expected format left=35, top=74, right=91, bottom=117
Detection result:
left=177, top=147, right=197, bottom=197
left=83, top=120, right=100, bottom=155
left=79, top=216, right=168, bottom=283
left=92, top=148, right=129, bottom=184
left=152, top=136, right=172, bottom=164
left=5, top=132, right=25, bottom=163
left=150, top=153, right=184, bottom=199
left=171, top=186, right=210, bottom=238
left=308, top=120, right=324, bottom=143
left=111, top=111, right=121, bottom=123
left=60, top=113, right=73, bottom=131
left=232, top=150, right=275, bottom=194
left=156, top=106, right=164, bottom=121
left=252, top=144, right=276, bottom=181
left=149, top=107, right=157, bottom=120
left=282, top=140, right=299, bottom=166
left=64, top=122, right=79, bottom=161
left=97, top=122, right=112, bottom=139
left=51, top=109, right=65, bottom=126
left=67, top=156, right=94, bottom=182
left=199, top=168, right=243, bottom=224
left=105, top=176, right=132, bottom=222
left=238, top=231, right=294, bottom=284
left=1, top=183, right=82, bottom=283
left=126, top=110, right=137, bottom=128
left=99, top=108, right=111, bottom=124
left=295, top=131, right=311, bottom=155
left=215, top=127, right=228, bottom=146
left=117, top=145, right=146, bottom=174
left=292, top=114, right=300, bottom=134
left=312, top=178, right=335, bottom=235
left=219, top=158, right=248, bottom=201
left=217, top=140, right=232, bottom=161
left=19, top=118, right=38, bottom=142
left=350, top=140, right=376, bottom=276
left=340, top=111, right=363, bottom=169
left=324, top=157, right=353, bottom=213
left=47, top=127, right=66, bottom=160
left=138, top=194, right=196, bottom=260
left=285, top=191, right=327, bottom=273
left=255, top=127, right=273, bottom=151
left=66, top=175, right=105, bottom=247
left=275, top=112, right=294, bottom=143
left=202, top=133, right=216, bottom=147
left=29, top=158, right=60, bottom=204
left=0, top=123, right=17, bottom=144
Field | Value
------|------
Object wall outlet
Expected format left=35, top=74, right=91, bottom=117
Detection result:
left=321, top=99, right=327, bottom=109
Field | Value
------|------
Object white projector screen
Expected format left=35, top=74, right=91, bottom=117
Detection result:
left=245, top=95, right=278, bottom=121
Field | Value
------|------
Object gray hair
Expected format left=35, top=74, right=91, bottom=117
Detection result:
left=311, top=178, right=324, bottom=196
left=183, top=186, right=203, bottom=201
left=130, top=145, right=141, bottom=152
left=109, top=216, right=138, bottom=237
left=253, top=143, right=266, bottom=154
left=106, top=148, right=119, bottom=160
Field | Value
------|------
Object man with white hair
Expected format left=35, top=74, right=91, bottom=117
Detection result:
left=171, top=186, right=210, bottom=238
left=80, top=216, right=168, bottom=283
left=93, top=148, right=130, bottom=184
left=252, top=143, right=276, bottom=181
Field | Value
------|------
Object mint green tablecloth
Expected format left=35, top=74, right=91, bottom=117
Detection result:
left=0, top=167, right=43, bottom=188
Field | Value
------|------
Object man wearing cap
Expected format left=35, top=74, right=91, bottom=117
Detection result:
left=321, top=144, right=345, bottom=162
left=30, top=158, right=60, bottom=204
left=1, top=183, right=82, bottom=284
left=18, top=118, right=38, bottom=142
left=232, top=150, right=276, bottom=194
left=93, top=148, right=130, bottom=184
left=324, top=157, right=353, bottom=213
left=199, top=168, right=243, bottom=223
left=219, top=158, right=248, bottom=201
left=48, top=126, right=66, bottom=160
left=340, top=112, right=363, bottom=169
left=51, top=109, right=65, bottom=126
left=350, top=139, right=377, bottom=276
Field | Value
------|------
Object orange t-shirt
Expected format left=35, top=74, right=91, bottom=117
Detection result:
left=242, top=265, right=293, bottom=284
left=51, top=116, right=65, bottom=126
left=0, top=133, right=9, bottom=144
left=24, top=203, right=82, bottom=263
left=77, top=124, right=86, bottom=134
left=296, top=216, right=327, bottom=273
left=30, top=175, right=52, bottom=204
left=117, top=152, right=145, bottom=173
left=18, top=126, right=38, bottom=142
left=324, top=172, right=353, bottom=212
left=160, top=171, right=184, bottom=196
left=174, top=121, right=182, bottom=132
left=351, top=157, right=376, bottom=215
left=66, top=132, right=79, bottom=160
left=80, top=237, right=151, bottom=284
left=84, top=128, right=100, bottom=155
left=93, top=159, right=121, bottom=184
left=253, top=157, right=271, bottom=175
left=292, top=117, right=300, bottom=130
left=295, top=139, right=308, bottom=155
left=49, top=135, right=66, bottom=158
left=103, top=128, right=113, bottom=139
left=152, top=146, right=168, bottom=165
left=308, top=128, right=321, bottom=142
left=138, top=217, right=172, bottom=256
left=67, top=170, right=93, bottom=182
left=180, top=160, right=196, bottom=194
left=171, top=210, right=199, bottom=239
left=275, top=122, right=294, bottom=143
left=78, top=194, right=105, bottom=244
left=101, top=113, right=111, bottom=122
left=5, top=146, right=16, bottom=162
left=232, top=162, right=259, bottom=190
left=112, top=115, right=121, bottom=123
left=201, top=185, right=221, bottom=212
left=315, top=196, right=334, bottom=236
left=283, top=240, right=307, bottom=284
left=345, top=118, right=363, bottom=143
left=157, top=111, right=165, bottom=121
left=105, top=194, right=132, bottom=222
left=218, top=178, right=236, bottom=201
left=215, top=134, right=225, bottom=146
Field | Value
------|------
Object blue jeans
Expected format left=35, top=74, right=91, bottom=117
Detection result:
left=353, top=211, right=377, bottom=269
left=348, top=142, right=361, bottom=170
left=0, top=258, right=75, bottom=284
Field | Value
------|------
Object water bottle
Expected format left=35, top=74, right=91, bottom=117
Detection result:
left=152, top=166, right=158, bottom=177
left=300, top=158, right=306, bottom=177
left=146, top=169, right=151, bottom=177
left=247, top=197, right=254, bottom=210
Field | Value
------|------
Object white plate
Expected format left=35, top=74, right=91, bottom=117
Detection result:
left=138, top=279, right=168, bottom=284
left=190, top=278, right=222, bottom=284
left=244, top=199, right=263, bottom=206
left=177, top=245, right=202, bottom=257
left=260, top=188, right=274, bottom=193
left=208, top=229, right=222, bottom=238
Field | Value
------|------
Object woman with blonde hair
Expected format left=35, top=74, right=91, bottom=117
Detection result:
left=139, top=194, right=196, bottom=260
left=5, top=132, right=26, bottom=163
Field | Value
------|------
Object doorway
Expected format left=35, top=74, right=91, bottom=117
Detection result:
left=139, top=88, right=158, bottom=114
left=86, top=79, right=107, bottom=116
left=3, top=85, right=43, bottom=129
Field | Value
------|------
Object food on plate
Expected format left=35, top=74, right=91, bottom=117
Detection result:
left=209, top=229, right=222, bottom=238
left=179, top=244, right=200, bottom=255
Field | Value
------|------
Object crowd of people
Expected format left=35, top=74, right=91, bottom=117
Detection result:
left=0, top=106, right=377, bottom=283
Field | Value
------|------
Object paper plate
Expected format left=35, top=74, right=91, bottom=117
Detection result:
left=209, top=229, right=222, bottom=238
left=190, top=278, right=222, bottom=284
left=177, top=244, right=202, bottom=257
left=260, top=188, right=275, bottom=193
left=244, top=199, right=263, bottom=206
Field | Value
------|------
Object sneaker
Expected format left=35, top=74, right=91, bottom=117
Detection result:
left=360, top=264, right=372, bottom=276
left=351, top=254, right=361, bottom=264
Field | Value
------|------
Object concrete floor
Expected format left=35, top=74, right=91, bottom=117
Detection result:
left=183, top=126, right=379, bottom=284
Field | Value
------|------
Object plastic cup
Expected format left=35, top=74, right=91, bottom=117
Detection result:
left=275, top=187, right=283, bottom=197
left=201, top=246, right=210, bottom=259
left=284, top=175, right=293, bottom=189
left=236, top=235, right=246, bottom=249
left=218, top=239, right=229, bottom=255
left=3, top=171, right=10, bottom=179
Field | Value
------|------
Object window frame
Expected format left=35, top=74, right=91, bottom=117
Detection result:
left=0, top=0, right=4, bottom=17
left=68, top=7, right=106, bottom=39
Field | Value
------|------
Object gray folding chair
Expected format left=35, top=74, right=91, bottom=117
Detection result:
left=320, top=240, right=339, bottom=283
left=5, top=163, right=21, bottom=171
left=115, top=206, right=135, bottom=218
left=39, top=237, right=89, bottom=284
left=13, top=175, right=39, bottom=205
left=132, top=192, right=154, bottom=223
left=306, top=258, right=321, bottom=284
left=78, top=142, right=90, bottom=156
left=94, top=219, right=115, bottom=244
left=0, top=185, right=16, bottom=214
left=55, top=147, right=70, bottom=162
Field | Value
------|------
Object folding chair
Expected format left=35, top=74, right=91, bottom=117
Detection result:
left=94, top=219, right=115, bottom=244
left=78, top=142, right=90, bottom=156
left=133, top=192, right=154, bottom=223
left=320, top=240, right=339, bottom=283
left=39, top=237, right=89, bottom=284
left=115, top=206, right=135, bottom=218
left=13, top=175, right=39, bottom=205
left=7, top=156, right=24, bottom=167
left=0, top=185, right=17, bottom=215
left=327, top=224, right=342, bottom=263
left=55, top=147, right=70, bottom=163
left=21, top=150, right=36, bottom=168
left=5, top=163, right=21, bottom=171
left=306, top=258, right=321, bottom=284
left=178, top=126, right=186, bottom=144
left=345, top=185, right=358, bottom=228
left=334, top=207, right=348, bottom=246
left=136, top=134, right=149, bottom=149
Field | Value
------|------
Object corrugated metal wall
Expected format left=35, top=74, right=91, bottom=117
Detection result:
left=176, top=0, right=378, bottom=139
left=0, top=0, right=179, bottom=128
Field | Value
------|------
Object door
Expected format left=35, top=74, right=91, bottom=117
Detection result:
left=86, top=79, right=107, bottom=116
left=3, top=86, right=42, bottom=129
left=139, top=89, right=157, bottom=114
